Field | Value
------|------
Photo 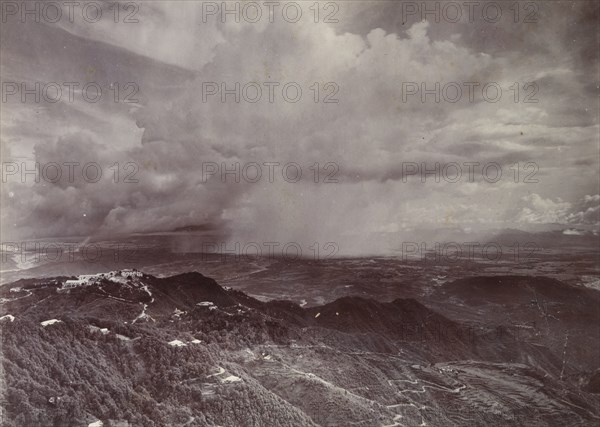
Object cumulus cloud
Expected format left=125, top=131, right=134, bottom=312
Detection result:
left=513, top=194, right=600, bottom=226
left=513, top=194, right=573, bottom=224
left=566, top=195, right=600, bottom=226
left=1, top=1, right=598, bottom=253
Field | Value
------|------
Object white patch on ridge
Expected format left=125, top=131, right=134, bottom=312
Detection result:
left=197, top=301, right=214, bottom=307
left=222, top=375, right=242, bottom=383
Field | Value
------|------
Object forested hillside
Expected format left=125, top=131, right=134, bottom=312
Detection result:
left=1, top=271, right=598, bottom=426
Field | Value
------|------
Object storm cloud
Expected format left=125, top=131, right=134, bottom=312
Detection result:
left=1, top=1, right=598, bottom=253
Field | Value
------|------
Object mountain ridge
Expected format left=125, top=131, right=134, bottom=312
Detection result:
left=1, top=270, right=599, bottom=427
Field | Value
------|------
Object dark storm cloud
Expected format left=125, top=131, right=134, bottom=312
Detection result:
left=1, top=1, right=598, bottom=252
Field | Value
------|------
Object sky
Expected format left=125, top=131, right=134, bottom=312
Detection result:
left=1, top=0, right=598, bottom=254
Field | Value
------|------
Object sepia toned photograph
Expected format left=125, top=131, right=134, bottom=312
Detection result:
left=0, top=1, right=599, bottom=426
